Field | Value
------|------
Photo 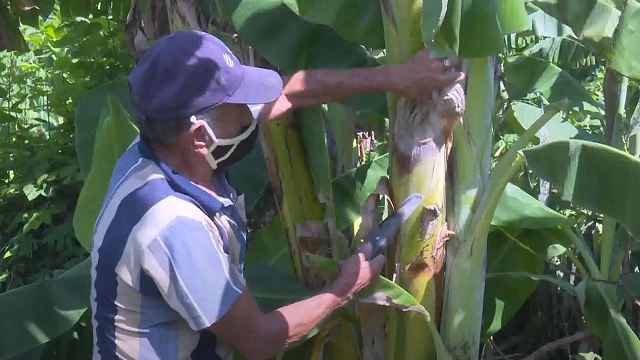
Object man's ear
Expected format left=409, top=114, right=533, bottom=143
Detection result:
left=189, top=121, right=211, bottom=155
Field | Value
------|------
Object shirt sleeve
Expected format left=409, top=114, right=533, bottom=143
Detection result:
left=140, top=216, right=246, bottom=331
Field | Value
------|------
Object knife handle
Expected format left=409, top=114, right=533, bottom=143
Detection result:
left=361, top=235, right=388, bottom=261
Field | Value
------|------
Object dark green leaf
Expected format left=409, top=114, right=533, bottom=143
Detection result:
left=482, top=225, right=573, bottom=339
left=433, top=0, right=527, bottom=57
left=533, top=0, right=621, bottom=43
left=0, top=6, right=28, bottom=52
left=74, top=78, right=134, bottom=177
left=522, top=37, right=592, bottom=71
left=492, top=182, right=571, bottom=228
left=332, top=154, right=389, bottom=230
left=508, top=101, right=601, bottom=143
left=73, top=96, right=139, bottom=251
left=281, top=0, right=384, bottom=48
left=0, top=259, right=90, bottom=359
left=522, top=140, right=640, bottom=238
left=221, top=0, right=388, bottom=116
left=503, top=55, right=603, bottom=118
left=243, top=263, right=311, bottom=313
left=610, top=0, right=640, bottom=80
left=228, top=145, right=268, bottom=211
left=245, top=217, right=293, bottom=276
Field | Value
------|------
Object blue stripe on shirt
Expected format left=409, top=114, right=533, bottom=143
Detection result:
left=94, top=177, right=174, bottom=360
left=145, top=216, right=244, bottom=330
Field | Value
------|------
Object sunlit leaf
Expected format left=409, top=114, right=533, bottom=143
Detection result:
left=74, top=78, right=134, bottom=177
left=522, top=140, right=640, bottom=238
left=0, top=259, right=91, bottom=359
left=73, top=96, right=139, bottom=251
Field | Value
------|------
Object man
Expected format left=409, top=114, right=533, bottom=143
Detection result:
left=90, top=30, right=463, bottom=360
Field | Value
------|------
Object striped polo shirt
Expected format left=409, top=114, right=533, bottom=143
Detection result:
left=89, top=135, right=250, bottom=360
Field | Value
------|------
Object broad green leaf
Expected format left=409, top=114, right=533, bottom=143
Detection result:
left=281, top=0, right=384, bottom=48
left=492, top=182, right=570, bottom=228
left=223, top=0, right=375, bottom=72
left=0, top=259, right=91, bottom=359
left=503, top=55, right=603, bottom=118
left=482, top=179, right=575, bottom=339
left=508, top=101, right=601, bottom=143
left=482, top=225, right=573, bottom=339
left=533, top=0, right=621, bottom=43
left=306, top=254, right=453, bottom=359
left=521, top=140, right=640, bottom=238
left=522, top=37, right=592, bottom=72
left=610, top=0, right=640, bottom=80
left=433, top=0, right=527, bottom=57
left=74, top=78, right=134, bottom=177
left=245, top=216, right=294, bottom=276
left=228, top=144, right=268, bottom=211
left=527, top=7, right=576, bottom=37
left=332, top=154, right=389, bottom=231
left=243, top=263, right=312, bottom=312
left=222, top=0, right=387, bottom=115
left=576, top=278, right=640, bottom=359
left=73, top=96, right=139, bottom=251
left=496, top=0, right=529, bottom=34
left=0, top=6, right=28, bottom=52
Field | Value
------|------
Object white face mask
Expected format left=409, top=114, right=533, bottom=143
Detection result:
left=190, top=115, right=258, bottom=170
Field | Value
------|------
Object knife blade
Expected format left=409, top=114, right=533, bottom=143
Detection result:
left=359, top=193, right=425, bottom=260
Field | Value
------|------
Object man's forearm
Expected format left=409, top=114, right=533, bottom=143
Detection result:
left=260, top=66, right=401, bottom=122
left=281, top=66, right=399, bottom=109
left=249, top=288, right=349, bottom=360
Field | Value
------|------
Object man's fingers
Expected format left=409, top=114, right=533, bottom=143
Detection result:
left=370, top=254, right=386, bottom=273
left=360, top=242, right=373, bottom=259
left=440, top=71, right=465, bottom=85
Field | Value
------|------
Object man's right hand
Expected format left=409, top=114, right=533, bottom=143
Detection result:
left=329, top=243, right=386, bottom=303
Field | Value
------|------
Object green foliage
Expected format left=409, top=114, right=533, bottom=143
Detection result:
left=0, top=11, right=132, bottom=293
left=522, top=140, right=640, bottom=238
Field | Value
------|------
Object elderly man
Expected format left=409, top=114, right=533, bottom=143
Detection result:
left=90, top=30, right=463, bottom=360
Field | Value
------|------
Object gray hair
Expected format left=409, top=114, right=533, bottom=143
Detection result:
left=138, top=106, right=223, bottom=146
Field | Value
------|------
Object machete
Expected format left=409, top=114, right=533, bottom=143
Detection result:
left=359, top=193, right=425, bottom=260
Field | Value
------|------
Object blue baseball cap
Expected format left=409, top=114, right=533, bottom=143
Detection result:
left=128, top=30, right=283, bottom=122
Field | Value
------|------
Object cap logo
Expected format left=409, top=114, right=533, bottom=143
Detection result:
left=223, top=53, right=234, bottom=68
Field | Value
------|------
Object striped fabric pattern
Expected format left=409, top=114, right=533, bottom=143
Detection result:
left=90, top=137, right=248, bottom=360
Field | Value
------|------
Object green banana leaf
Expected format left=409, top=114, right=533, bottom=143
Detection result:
left=432, top=0, right=528, bottom=57
left=220, top=0, right=387, bottom=116
left=533, top=0, right=640, bottom=80
left=526, top=4, right=577, bottom=37
left=522, top=37, right=592, bottom=72
left=73, top=96, right=139, bottom=251
left=74, top=78, right=134, bottom=177
left=0, top=3, right=28, bottom=52
left=521, top=139, right=640, bottom=239
left=0, top=259, right=91, bottom=360
left=503, top=55, right=603, bottom=119
left=609, top=0, right=640, bottom=80
left=332, top=154, right=389, bottom=231
left=533, top=0, right=621, bottom=43
left=507, top=101, right=601, bottom=143
left=482, top=182, right=574, bottom=339
left=245, top=216, right=294, bottom=276
left=280, top=0, right=384, bottom=48
left=305, top=254, right=453, bottom=360
left=576, top=278, right=640, bottom=360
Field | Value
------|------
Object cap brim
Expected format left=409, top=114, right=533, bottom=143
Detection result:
left=226, top=66, right=283, bottom=105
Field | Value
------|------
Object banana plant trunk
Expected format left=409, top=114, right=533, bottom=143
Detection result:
left=380, top=1, right=465, bottom=359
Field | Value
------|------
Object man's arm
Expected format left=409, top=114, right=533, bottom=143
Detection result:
left=209, top=248, right=385, bottom=360
left=259, top=48, right=464, bottom=122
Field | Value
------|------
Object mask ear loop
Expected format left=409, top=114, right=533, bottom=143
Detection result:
left=189, top=115, right=258, bottom=170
